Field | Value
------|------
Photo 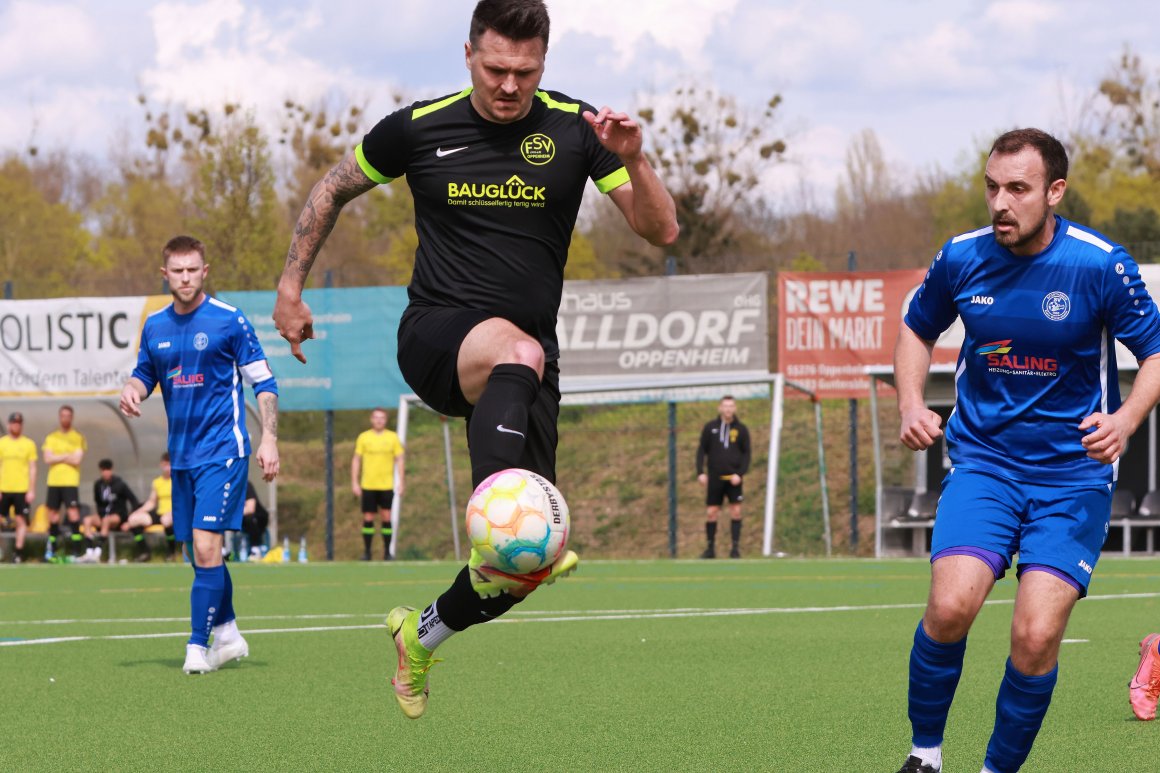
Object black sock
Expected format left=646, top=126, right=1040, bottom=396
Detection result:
left=466, top=364, right=541, bottom=488
left=381, top=526, right=392, bottom=556
left=434, top=566, right=524, bottom=630
left=706, top=521, right=717, bottom=546
left=165, top=526, right=176, bottom=555
left=361, top=519, right=374, bottom=554
left=731, top=519, right=742, bottom=545
left=131, top=527, right=147, bottom=555
left=70, top=531, right=85, bottom=556
left=49, top=523, right=60, bottom=544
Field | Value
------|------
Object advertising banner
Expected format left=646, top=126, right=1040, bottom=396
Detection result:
left=0, top=295, right=171, bottom=397
left=778, top=270, right=960, bottom=398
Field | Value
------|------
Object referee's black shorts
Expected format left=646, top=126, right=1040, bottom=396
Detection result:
left=397, top=304, right=561, bottom=483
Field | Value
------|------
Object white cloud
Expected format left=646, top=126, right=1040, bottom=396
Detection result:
left=0, top=1, right=103, bottom=78
left=982, top=0, right=1056, bottom=27
left=551, top=0, right=739, bottom=68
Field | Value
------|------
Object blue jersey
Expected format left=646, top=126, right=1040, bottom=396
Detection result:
left=905, top=216, right=1160, bottom=484
left=132, top=296, right=278, bottom=469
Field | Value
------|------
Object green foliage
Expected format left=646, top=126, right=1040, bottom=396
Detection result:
left=0, top=156, right=94, bottom=297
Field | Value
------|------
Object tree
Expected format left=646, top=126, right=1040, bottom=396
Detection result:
left=634, top=83, right=787, bottom=272
left=0, top=156, right=94, bottom=298
left=1094, top=46, right=1160, bottom=177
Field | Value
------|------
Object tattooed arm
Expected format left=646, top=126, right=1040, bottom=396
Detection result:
left=273, top=152, right=378, bottom=363
left=255, top=391, right=280, bottom=481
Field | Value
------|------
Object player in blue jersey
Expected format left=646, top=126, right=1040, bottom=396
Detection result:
left=893, top=128, right=1160, bottom=773
left=272, top=0, right=677, bottom=719
left=119, top=235, right=280, bottom=675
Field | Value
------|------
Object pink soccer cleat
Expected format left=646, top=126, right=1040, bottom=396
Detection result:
left=1129, top=633, right=1160, bottom=721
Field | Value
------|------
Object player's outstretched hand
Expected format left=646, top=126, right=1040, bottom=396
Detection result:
left=273, top=294, right=315, bottom=364
left=120, top=383, right=142, bottom=418
left=582, top=107, right=643, bottom=160
left=899, top=406, right=943, bottom=451
left=1079, top=411, right=1132, bottom=464
left=257, top=437, right=280, bottom=481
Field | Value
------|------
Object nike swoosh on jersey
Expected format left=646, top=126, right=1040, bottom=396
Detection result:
left=496, top=425, right=525, bottom=437
left=435, top=146, right=469, bottom=157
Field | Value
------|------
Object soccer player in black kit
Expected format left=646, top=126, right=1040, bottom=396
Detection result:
left=695, top=396, right=751, bottom=558
left=273, top=0, right=678, bottom=719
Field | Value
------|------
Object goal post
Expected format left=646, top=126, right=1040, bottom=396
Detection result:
left=392, top=371, right=832, bottom=560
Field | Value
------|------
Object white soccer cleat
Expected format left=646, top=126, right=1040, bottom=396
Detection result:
left=210, top=634, right=249, bottom=667
left=183, top=644, right=218, bottom=674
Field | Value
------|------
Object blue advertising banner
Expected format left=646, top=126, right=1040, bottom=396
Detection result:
left=220, top=287, right=410, bottom=412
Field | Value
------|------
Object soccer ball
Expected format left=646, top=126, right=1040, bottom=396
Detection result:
left=466, top=469, right=569, bottom=575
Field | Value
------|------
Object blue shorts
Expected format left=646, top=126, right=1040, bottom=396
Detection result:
left=930, top=467, right=1112, bottom=596
left=171, top=458, right=249, bottom=543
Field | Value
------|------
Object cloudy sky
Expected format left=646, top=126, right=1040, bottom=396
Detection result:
left=1, top=0, right=1157, bottom=201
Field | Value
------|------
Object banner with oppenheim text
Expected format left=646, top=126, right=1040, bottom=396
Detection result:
left=778, top=270, right=962, bottom=398
left=0, top=295, right=171, bottom=398
left=556, top=273, right=769, bottom=403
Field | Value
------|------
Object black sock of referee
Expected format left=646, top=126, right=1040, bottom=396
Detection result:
left=730, top=519, right=742, bottom=547
left=705, top=520, right=718, bottom=549
left=466, top=363, right=541, bottom=488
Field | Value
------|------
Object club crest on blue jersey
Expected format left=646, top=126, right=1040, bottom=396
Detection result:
left=194, top=332, right=209, bottom=350
left=1041, top=291, right=1070, bottom=321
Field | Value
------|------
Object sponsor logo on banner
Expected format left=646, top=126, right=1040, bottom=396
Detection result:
left=0, top=296, right=169, bottom=396
left=556, top=273, right=768, bottom=378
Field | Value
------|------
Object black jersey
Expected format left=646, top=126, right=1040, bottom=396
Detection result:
left=696, top=419, right=752, bottom=478
left=357, top=88, right=628, bottom=360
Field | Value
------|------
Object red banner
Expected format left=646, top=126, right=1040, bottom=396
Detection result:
left=777, top=270, right=960, bottom=398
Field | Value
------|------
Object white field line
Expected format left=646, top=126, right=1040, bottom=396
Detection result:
left=1, top=590, right=1155, bottom=648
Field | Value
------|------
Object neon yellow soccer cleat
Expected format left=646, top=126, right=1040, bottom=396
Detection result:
left=467, top=547, right=579, bottom=600
left=387, top=606, right=441, bottom=719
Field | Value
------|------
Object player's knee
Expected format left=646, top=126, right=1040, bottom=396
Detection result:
left=1010, top=618, right=1062, bottom=665
left=506, top=338, right=545, bottom=376
left=924, top=595, right=977, bottom=640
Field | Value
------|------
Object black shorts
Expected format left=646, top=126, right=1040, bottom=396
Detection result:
left=46, top=486, right=80, bottom=511
left=707, top=477, right=744, bottom=506
left=0, top=492, right=31, bottom=519
left=397, top=304, right=562, bottom=482
left=361, top=489, right=394, bottom=513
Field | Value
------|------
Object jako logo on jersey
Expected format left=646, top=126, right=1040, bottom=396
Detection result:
left=447, top=175, right=547, bottom=206
left=521, top=133, right=555, bottom=165
left=1078, top=559, right=1093, bottom=574
left=1041, top=291, right=1071, bottom=321
left=976, top=339, right=1058, bottom=374
left=157, top=341, right=171, bottom=349
left=194, top=332, right=209, bottom=350
left=971, top=295, right=994, bottom=305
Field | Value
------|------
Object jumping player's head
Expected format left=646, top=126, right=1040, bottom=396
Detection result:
left=160, top=452, right=171, bottom=477
left=58, top=404, right=74, bottom=430
left=98, top=458, right=115, bottom=481
left=161, top=235, right=209, bottom=312
left=466, top=0, right=550, bottom=124
left=718, top=395, right=737, bottom=423
left=370, top=407, right=388, bottom=431
left=985, top=128, right=1068, bottom=256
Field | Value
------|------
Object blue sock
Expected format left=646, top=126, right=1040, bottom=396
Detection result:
left=189, top=565, right=226, bottom=647
left=212, top=563, right=236, bottom=627
left=908, top=619, right=968, bottom=746
left=984, top=658, right=1058, bottom=773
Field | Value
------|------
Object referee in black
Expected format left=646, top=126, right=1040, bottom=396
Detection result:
left=273, top=0, right=678, bottom=719
left=696, top=395, right=751, bottom=558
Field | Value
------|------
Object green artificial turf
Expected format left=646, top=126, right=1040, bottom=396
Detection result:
left=2, top=558, right=1158, bottom=771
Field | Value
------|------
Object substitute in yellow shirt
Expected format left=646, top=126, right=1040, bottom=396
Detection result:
left=351, top=408, right=404, bottom=560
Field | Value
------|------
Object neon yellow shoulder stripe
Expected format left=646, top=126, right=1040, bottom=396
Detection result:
left=412, top=88, right=473, bottom=120
left=535, top=91, right=580, bottom=114
left=355, top=144, right=393, bottom=185
left=595, top=167, right=630, bottom=194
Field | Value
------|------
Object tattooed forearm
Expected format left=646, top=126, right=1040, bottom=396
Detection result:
left=281, top=151, right=378, bottom=287
left=258, top=391, right=279, bottom=440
